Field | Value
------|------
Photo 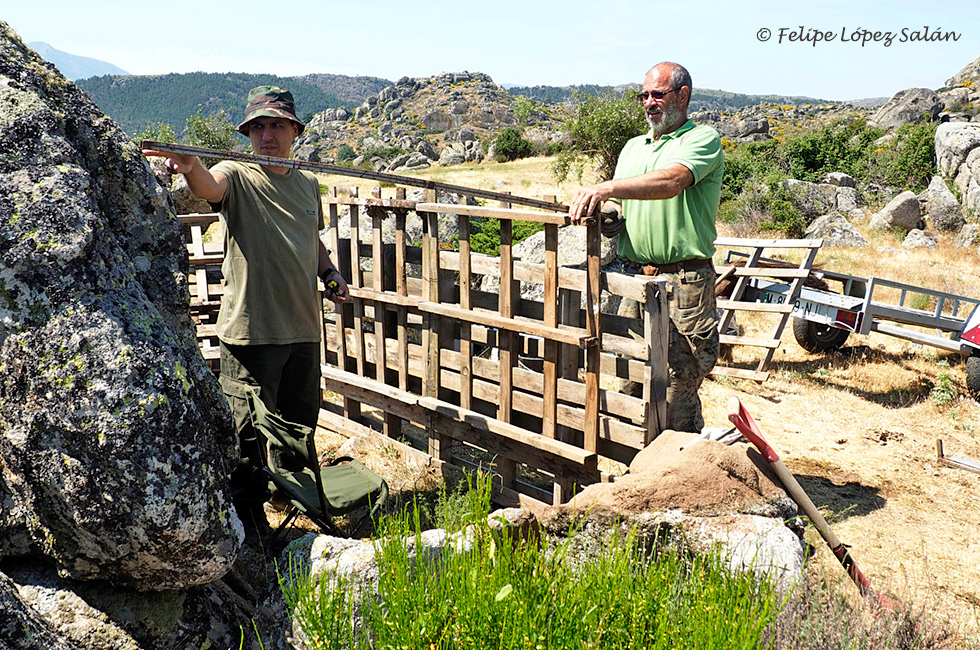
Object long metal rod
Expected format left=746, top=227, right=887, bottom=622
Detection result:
left=142, top=140, right=569, bottom=213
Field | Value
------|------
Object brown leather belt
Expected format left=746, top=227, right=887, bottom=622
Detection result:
left=623, top=257, right=713, bottom=276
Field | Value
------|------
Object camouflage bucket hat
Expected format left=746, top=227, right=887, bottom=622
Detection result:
left=236, top=85, right=305, bottom=135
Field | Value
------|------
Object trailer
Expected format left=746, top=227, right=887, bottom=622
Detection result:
left=737, top=264, right=980, bottom=399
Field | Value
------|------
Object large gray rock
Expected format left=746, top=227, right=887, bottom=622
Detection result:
left=170, top=172, right=211, bottom=214
left=3, top=561, right=261, bottom=650
left=868, top=88, right=944, bottom=129
left=804, top=213, right=869, bottom=248
left=869, top=191, right=924, bottom=231
left=0, top=24, right=240, bottom=587
left=935, top=122, right=980, bottom=178
left=919, top=176, right=965, bottom=233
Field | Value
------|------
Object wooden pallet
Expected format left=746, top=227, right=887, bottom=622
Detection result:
left=711, top=237, right=823, bottom=382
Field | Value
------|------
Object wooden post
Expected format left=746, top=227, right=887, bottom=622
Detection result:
left=542, top=223, right=559, bottom=440
left=395, top=188, right=409, bottom=394
left=458, top=209, right=473, bottom=411
left=644, top=280, right=669, bottom=443
left=496, top=195, right=517, bottom=491
left=346, top=188, right=364, bottom=422
left=421, top=189, right=451, bottom=462
left=583, top=217, right=601, bottom=456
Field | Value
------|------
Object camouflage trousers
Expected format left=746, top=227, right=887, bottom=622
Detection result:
left=619, top=264, right=719, bottom=433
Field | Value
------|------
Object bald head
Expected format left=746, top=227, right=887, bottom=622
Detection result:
left=646, top=62, right=692, bottom=109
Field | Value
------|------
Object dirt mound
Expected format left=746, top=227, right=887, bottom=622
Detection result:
left=548, top=430, right=793, bottom=519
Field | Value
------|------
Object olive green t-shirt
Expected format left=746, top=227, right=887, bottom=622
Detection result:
left=614, top=121, right=724, bottom=265
left=212, top=161, right=324, bottom=345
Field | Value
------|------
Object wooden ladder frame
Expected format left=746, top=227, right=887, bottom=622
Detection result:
left=712, top=237, right=823, bottom=382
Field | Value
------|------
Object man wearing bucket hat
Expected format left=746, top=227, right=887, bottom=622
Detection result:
left=145, top=86, right=349, bottom=539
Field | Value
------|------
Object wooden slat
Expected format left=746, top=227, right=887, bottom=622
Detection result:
left=716, top=300, right=796, bottom=314
left=415, top=202, right=570, bottom=225
left=719, top=334, right=782, bottom=348
left=417, top=302, right=596, bottom=348
left=730, top=267, right=814, bottom=279
left=715, top=237, right=824, bottom=248
left=418, top=397, right=596, bottom=467
left=711, top=366, right=770, bottom=382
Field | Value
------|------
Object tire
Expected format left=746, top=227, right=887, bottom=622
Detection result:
left=792, top=317, right=851, bottom=353
left=966, top=355, right=980, bottom=402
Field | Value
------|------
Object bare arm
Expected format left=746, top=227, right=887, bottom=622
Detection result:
left=568, top=163, right=694, bottom=222
left=142, top=149, right=228, bottom=204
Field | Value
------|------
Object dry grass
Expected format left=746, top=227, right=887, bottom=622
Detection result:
left=306, top=156, right=980, bottom=644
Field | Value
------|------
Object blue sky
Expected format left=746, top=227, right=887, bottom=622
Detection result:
left=4, top=0, right=979, bottom=100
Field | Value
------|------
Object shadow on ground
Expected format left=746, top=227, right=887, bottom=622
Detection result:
left=792, top=474, right=887, bottom=522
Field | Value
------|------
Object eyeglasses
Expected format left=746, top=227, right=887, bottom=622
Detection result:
left=635, top=89, right=675, bottom=103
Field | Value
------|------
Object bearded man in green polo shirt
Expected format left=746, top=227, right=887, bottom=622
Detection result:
left=144, top=87, right=350, bottom=537
left=569, top=62, right=724, bottom=433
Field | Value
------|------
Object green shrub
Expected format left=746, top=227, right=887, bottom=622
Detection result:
left=362, top=145, right=407, bottom=160
left=874, top=122, right=939, bottom=193
left=552, top=91, right=647, bottom=183
left=471, top=218, right=544, bottom=256
left=336, top=143, right=356, bottom=162
left=493, top=127, right=534, bottom=162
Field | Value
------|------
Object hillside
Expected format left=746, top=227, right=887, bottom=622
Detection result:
left=77, top=72, right=365, bottom=135
left=292, top=73, right=393, bottom=105
left=506, top=82, right=832, bottom=110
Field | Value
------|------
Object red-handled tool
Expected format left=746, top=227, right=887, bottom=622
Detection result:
left=728, top=396, right=899, bottom=611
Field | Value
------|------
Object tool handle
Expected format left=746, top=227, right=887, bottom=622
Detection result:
left=727, top=396, right=780, bottom=462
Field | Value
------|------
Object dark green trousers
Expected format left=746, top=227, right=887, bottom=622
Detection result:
left=218, top=341, right=321, bottom=509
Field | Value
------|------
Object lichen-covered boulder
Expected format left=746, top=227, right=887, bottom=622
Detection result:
left=0, top=22, right=241, bottom=588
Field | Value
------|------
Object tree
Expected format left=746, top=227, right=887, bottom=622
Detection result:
left=184, top=107, right=239, bottom=166
left=136, top=121, right=177, bottom=145
left=552, top=91, right=647, bottom=183
left=512, top=95, right=533, bottom=125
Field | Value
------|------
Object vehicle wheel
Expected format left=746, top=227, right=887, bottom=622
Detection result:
left=966, top=355, right=980, bottom=401
left=792, top=318, right=851, bottom=353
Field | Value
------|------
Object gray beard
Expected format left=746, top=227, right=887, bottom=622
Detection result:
left=648, top=104, right=683, bottom=137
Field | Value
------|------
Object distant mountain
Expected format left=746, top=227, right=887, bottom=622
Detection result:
left=29, top=41, right=128, bottom=80
left=506, top=83, right=832, bottom=110
left=77, top=72, right=358, bottom=136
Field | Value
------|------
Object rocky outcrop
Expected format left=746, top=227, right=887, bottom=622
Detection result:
left=935, top=122, right=980, bottom=214
left=868, top=88, right=944, bottom=129
left=868, top=190, right=924, bottom=231
left=1, top=11, right=242, bottom=627
left=944, top=55, right=980, bottom=89
left=297, top=71, right=524, bottom=170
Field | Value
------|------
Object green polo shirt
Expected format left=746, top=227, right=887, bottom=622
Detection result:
left=212, top=161, right=324, bottom=345
left=613, top=121, right=723, bottom=265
